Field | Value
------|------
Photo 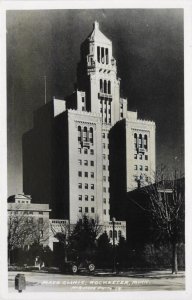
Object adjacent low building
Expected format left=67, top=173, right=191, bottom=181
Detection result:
left=8, top=193, right=51, bottom=248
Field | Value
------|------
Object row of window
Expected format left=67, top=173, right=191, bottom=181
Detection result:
left=79, top=195, right=94, bottom=201
left=100, top=108, right=111, bottom=114
left=134, top=165, right=148, bottom=171
left=97, top=46, right=109, bottom=64
left=103, top=176, right=109, bottom=182
left=78, top=183, right=94, bottom=190
left=102, top=132, right=108, bottom=139
left=78, top=159, right=94, bottom=166
left=134, top=154, right=148, bottom=160
left=134, top=133, right=148, bottom=150
left=109, top=230, right=122, bottom=239
left=78, top=148, right=94, bottom=155
left=103, top=154, right=110, bottom=160
left=79, top=207, right=95, bottom=213
left=101, top=117, right=111, bottom=124
left=78, top=126, right=93, bottom=143
left=103, top=143, right=109, bottom=149
left=103, top=165, right=109, bottom=171
left=11, top=211, right=44, bottom=215
left=103, top=187, right=110, bottom=193
left=134, top=175, right=149, bottom=182
left=100, top=79, right=111, bottom=94
left=78, top=171, right=94, bottom=178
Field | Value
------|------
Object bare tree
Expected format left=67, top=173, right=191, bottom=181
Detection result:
left=8, top=206, right=50, bottom=264
left=142, top=168, right=184, bottom=273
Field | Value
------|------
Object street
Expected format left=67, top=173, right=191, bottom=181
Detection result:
left=9, top=270, right=185, bottom=292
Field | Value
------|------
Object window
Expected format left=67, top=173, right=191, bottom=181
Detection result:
left=78, top=148, right=81, bottom=154
left=79, top=207, right=82, bottom=212
left=103, top=198, right=106, bottom=204
left=108, top=81, right=111, bottom=94
left=78, top=171, right=82, bottom=177
left=103, top=165, right=106, bottom=170
left=102, top=133, right=105, bottom=138
left=90, top=127, right=93, bottom=143
left=134, top=165, right=137, bottom=170
left=83, top=126, right=88, bottom=142
left=85, top=183, right=88, bottom=189
left=91, top=196, right=94, bottom=201
left=91, top=172, right=94, bottom=178
left=78, top=195, right=82, bottom=201
left=84, top=160, right=88, bottom=166
left=103, top=187, right=106, bottom=193
left=144, top=134, right=148, bottom=149
left=39, top=211, right=43, bottom=215
left=78, top=159, right=82, bottom=165
left=78, top=126, right=81, bottom=141
left=78, top=183, right=82, bottom=189
left=85, top=172, right=88, bottom=178
left=134, top=154, right=137, bottom=159
left=145, top=155, right=148, bottom=160
left=100, top=79, right=103, bottom=92
left=90, top=161, right=94, bottom=166
left=85, top=207, right=88, bottom=213
left=90, top=149, right=94, bottom=155
left=85, top=195, right=88, bottom=201
left=104, top=80, right=107, bottom=93
left=103, top=143, right=105, bottom=149
left=97, top=46, right=100, bottom=63
left=114, top=230, right=117, bottom=239
left=139, top=154, right=142, bottom=160
left=103, top=176, right=106, bottom=181
left=104, top=209, right=106, bottom=215
left=145, top=166, right=148, bottom=171
left=101, top=47, right=105, bottom=63
left=106, top=48, right=109, bottom=64
left=103, top=154, right=106, bottom=159
left=140, top=165, right=143, bottom=171
left=91, top=184, right=94, bottom=190
left=134, top=133, right=137, bottom=147
left=82, top=107, right=85, bottom=111
left=146, top=176, right=148, bottom=182
left=109, top=230, right=112, bottom=238
left=91, top=207, right=95, bottom=213
left=82, top=97, right=85, bottom=102
left=118, top=230, right=121, bottom=238
left=84, top=148, right=88, bottom=154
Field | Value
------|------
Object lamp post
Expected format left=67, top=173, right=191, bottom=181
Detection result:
left=112, top=217, right=116, bottom=273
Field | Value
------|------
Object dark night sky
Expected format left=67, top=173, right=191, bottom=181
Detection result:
left=7, top=9, right=184, bottom=196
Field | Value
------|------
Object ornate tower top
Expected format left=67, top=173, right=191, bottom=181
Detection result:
left=87, top=21, right=111, bottom=45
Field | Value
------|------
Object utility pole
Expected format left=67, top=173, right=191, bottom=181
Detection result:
left=112, top=217, right=116, bottom=273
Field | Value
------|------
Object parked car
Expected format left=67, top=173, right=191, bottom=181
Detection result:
left=61, top=259, right=95, bottom=274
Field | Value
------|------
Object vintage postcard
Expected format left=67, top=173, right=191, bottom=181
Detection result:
left=0, top=0, right=192, bottom=299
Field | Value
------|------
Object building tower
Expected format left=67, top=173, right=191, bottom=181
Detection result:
left=23, top=21, right=156, bottom=242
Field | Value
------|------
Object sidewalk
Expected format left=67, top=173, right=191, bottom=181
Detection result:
left=95, top=269, right=185, bottom=279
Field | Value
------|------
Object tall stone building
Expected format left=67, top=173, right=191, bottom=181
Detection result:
left=23, top=21, right=156, bottom=240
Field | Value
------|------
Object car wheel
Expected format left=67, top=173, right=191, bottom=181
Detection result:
left=88, top=263, right=95, bottom=272
left=71, top=264, right=78, bottom=274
